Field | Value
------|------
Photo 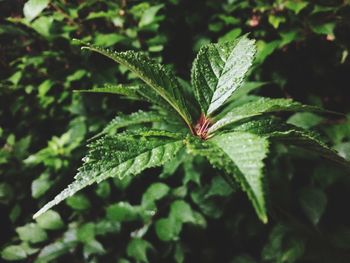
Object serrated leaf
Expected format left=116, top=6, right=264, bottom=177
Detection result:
left=209, top=98, right=325, bottom=134
left=210, top=132, right=269, bottom=223
left=33, top=130, right=185, bottom=218
left=185, top=137, right=238, bottom=190
left=267, top=128, right=349, bottom=167
left=75, top=84, right=140, bottom=99
left=75, top=40, right=193, bottom=130
left=90, top=110, right=164, bottom=140
left=191, top=35, right=256, bottom=116
left=233, top=117, right=350, bottom=168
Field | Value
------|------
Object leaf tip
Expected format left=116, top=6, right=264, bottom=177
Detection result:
left=260, top=215, right=268, bottom=224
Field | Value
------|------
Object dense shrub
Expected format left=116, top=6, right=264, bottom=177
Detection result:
left=1, top=0, right=350, bottom=262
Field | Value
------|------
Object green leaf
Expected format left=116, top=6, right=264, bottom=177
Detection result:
left=287, top=112, right=324, bottom=129
left=139, top=4, right=164, bottom=27
left=206, top=176, right=234, bottom=198
left=30, top=16, right=53, bottom=37
left=310, top=22, right=335, bottom=36
left=83, top=239, right=105, bottom=256
left=191, top=35, right=256, bottom=115
left=334, top=142, right=350, bottom=160
left=16, top=223, right=48, bottom=244
left=23, top=0, right=50, bottom=22
left=218, top=28, right=242, bottom=43
left=33, top=130, right=185, bottom=218
left=272, top=129, right=349, bottom=167
left=141, top=183, right=169, bottom=208
left=36, top=241, right=76, bottom=263
left=170, top=200, right=195, bottom=223
left=127, top=238, right=152, bottom=263
left=75, top=84, right=140, bottom=99
left=95, top=181, right=111, bottom=198
left=91, top=110, right=164, bottom=140
left=77, top=223, right=95, bottom=243
left=155, top=217, right=181, bottom=241
left=76, top=40, right=193, bottom=130
left=1, top=245, right=27, bottom=261
left=299, top=187, right=327, bottom=225
left=94, top=33, right=125, bottom=46
left=268, top=15, right=286, bottom=29
left=285, top=1, right=308, bottom=14
left=31, top=173, right=51, bottom=199
left=233, top=117, right=350, bottom=168
left=106, top=202, right=139, bottom=222
left=209, top=98, right=324, bottom=134
left=66, top=194, right=91, bottom=211
left=183, top=157, right=201, bottom=185
left=210, top=132, right=269, bottom=223
left=35, top=210, right=64, bottom=230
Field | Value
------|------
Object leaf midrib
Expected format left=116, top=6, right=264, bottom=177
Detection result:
left=81, top=46, right=194, bottom=133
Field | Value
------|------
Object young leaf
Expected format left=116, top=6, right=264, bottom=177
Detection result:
left=210, top=132, right=269, bottom=223
left=191, top=35, right=256, bottom=116
left=208, top=98, right=326, bottom=134
left=33, top=130, right=185, bottom=218
left=75, top=40, right=193, bottom=131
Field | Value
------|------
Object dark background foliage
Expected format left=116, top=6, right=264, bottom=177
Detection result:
left=1, top=0, right=350, bottom=262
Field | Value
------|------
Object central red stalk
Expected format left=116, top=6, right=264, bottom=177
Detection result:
left=194, top=113, right=212, bottom=140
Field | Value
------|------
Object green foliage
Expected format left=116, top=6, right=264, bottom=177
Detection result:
left=34, top=131, right=184, bottom=218
left=2, top=0, right=350, bottom=262
left=34, top=35, right=347, bottom=225
left=191, top=35, right=256, bottom=115
left=78, top=40, right=193, bottom=129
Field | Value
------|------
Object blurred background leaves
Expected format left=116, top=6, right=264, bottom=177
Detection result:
left=1, top=0, right=350, bottom=262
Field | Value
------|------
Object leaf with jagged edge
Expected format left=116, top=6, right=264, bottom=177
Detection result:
left=33, top=130, right=185, bottom=219
left=210, top=132, right=269, bottom=223
left=185, top=137, right=238, bottom=191
left=191, top=35, right=256, bottom=116
left=75, top=83, right=140, bottom=99
left=208, top=98, right=329, bottom=134
left=186, top=134, right=269, bottom=223
left=89, top=110, right=166, bottom=141
left=232, top=117, right=350, bottom=168
left=76, top=83, right=175, bottom=114
left=74, top=39, right=193, bottom=131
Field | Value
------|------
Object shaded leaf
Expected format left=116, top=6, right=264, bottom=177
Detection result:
left=299, top=187, right=327, bottom=225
